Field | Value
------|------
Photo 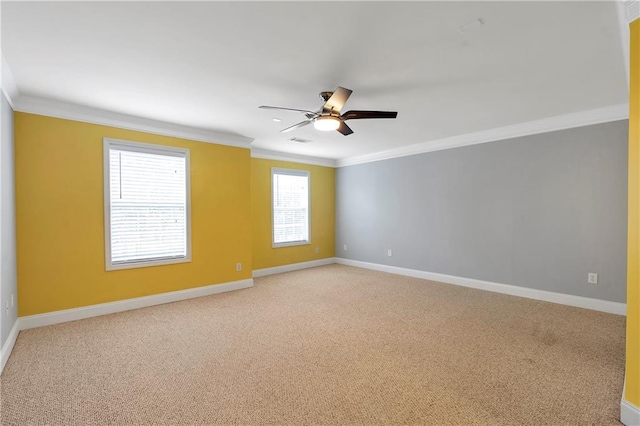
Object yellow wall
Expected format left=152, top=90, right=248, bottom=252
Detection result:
left=251, top=158, right=335, bottom=270
left=15, top=113, right=252, bottom=316
left=626, top=18, right=640, bottom=408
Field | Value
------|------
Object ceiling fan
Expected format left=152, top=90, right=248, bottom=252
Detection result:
left=259, top=86, right=398, bottom=136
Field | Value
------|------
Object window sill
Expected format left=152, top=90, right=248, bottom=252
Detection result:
left=106, top=256, right=191, bottom=271
left=272, top=241, right=311, bottom=249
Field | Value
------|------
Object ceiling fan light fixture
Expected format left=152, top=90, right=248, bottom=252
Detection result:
left=314, top=116, right=340, bottom=131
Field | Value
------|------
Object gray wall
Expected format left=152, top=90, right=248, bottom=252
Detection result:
left=336, top=121, right=628, bottom=303
left=1, top=92, right=17, bottom=348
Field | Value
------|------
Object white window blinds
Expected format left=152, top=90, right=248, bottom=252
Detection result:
left=104, top=139, right=190, bottom=270
left=272, top=169, right=310, bottom=246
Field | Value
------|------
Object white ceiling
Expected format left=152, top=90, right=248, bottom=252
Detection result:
left=1, top=1, right=628, bottom=160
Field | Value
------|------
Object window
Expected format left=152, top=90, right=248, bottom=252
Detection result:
left=104, top=138, right=191, bottom=270
left=272, top=168, right=310, bottom=247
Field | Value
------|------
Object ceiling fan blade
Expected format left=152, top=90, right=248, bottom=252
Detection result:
left=280, top=120, right=312, bottom=133
left=337, top=121, right=354, bottom=136
left=259, top=105, right=318, bottom=115
left=341, top=110, right=398, bottom=121
left=323, top=86, right=353, bottom=114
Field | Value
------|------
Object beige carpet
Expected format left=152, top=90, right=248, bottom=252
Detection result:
left=0, top=265, right=625, bottom=425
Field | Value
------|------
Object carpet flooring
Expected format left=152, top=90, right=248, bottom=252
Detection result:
left=0, top=265, right=626, bottom=425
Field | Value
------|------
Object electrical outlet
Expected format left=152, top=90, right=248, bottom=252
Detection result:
left=315, top=247, right=320, bottom=254
left=588, top=273, right=598, bottom=284
left=388, top=249, right=392, bottom=257
left=236, top=263, right=242, bottom=272
left=344, top=245, right=348, bottom=251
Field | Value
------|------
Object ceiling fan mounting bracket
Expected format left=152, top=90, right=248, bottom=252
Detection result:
left=319, top=91, right=333, bottom=102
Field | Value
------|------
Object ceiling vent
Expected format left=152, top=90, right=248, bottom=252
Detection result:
left=288, top=137, right=312, bottom=144
left=626, top=0, right=640, bottom=22
left=457, top=18, right=484, bottom=34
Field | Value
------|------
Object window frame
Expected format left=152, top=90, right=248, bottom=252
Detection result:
left=103, top=138, right=192, bottom=271
left=271, top=167, right=311, bottom=248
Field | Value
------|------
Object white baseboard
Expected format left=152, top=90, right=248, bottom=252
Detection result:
left=252, top=257, right=337, bottom=278
left=622, top=398, right=640, bottom=426
left=19, top=278, right=253, bottom=331
left=335, top=258, right=626, bottom=316
left=0, top=320, right=20, bottom=374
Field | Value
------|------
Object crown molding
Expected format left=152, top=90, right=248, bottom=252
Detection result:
left=251, top=148, right=336, bottom=168
left=1, top=56, right=19, bottom=108
left=13, top=95, right=254, bottom=149
left=625, top=0, right=640, bottom=22
left=336, top=104, right=629, bottom=168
